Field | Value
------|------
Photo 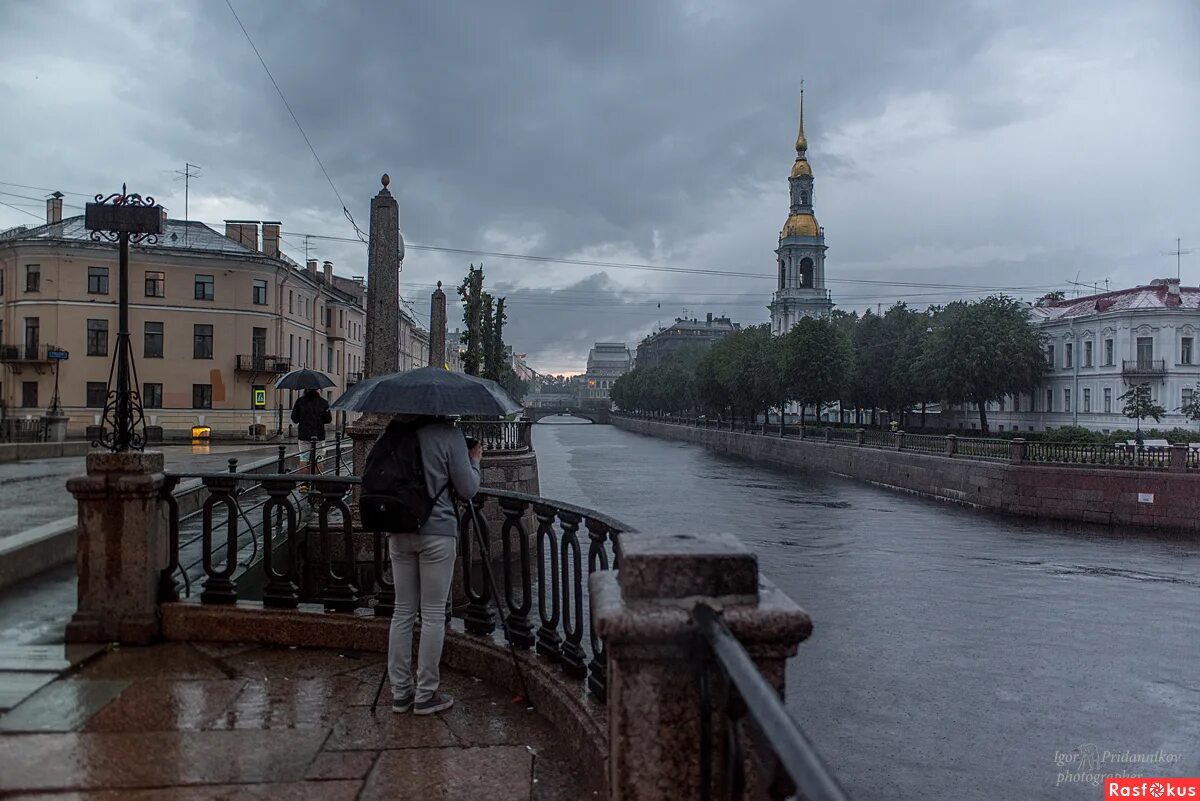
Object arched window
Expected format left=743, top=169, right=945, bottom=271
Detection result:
left=799, top=257, right=814, bottom=287
left=778, top=259, right=785, bottom=290
left=800, top=191, right=809, bottom=205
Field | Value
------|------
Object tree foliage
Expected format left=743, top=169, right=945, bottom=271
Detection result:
left=1119, top=383, right=1166, bottom=430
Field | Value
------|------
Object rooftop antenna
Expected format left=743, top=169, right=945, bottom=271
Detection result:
left=1163, top=238, right=1193, bottom=281
left=173, top=162, right=201, bottom=246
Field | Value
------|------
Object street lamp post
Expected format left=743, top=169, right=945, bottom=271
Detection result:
left=85, top=184, right=163, bottom=452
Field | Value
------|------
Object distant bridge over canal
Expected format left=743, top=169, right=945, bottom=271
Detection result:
left=525, top=406, right=610, bottom=424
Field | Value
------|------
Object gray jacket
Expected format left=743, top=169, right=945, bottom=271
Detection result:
left=415, top=421, right=481, bottom=537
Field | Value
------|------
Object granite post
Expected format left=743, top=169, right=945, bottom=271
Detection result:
left=429, top=281, right=447, bottom=368
left=349, top=174, right=404, bottom=476
left=592, top=532, right=812, bottom=801
left=66, top=451, right=167, bottom=644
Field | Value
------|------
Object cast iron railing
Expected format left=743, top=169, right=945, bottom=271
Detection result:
left=694, top=604, right=850, bottom=801
left=456, top=419, right=533, bottom=453
left=1121, top=359, right=1167, bottom=376
left=156, top=469, right=630, bottom=701
left=235, top=354, right=292, bottom=373
left=614, top=412, right=1197, bottom=471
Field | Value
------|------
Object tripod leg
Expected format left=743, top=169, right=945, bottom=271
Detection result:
left=467, top=499, right=535, bottom=711
left=370, top=659, right=389, bottom=714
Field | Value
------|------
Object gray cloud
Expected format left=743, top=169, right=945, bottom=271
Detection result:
left=1, top=0, right=1197, bottom=374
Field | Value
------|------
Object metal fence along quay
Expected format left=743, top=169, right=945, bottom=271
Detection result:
left=618, top=413, right=1197, bottom=472
left=152, top=453, right=839, bottom=800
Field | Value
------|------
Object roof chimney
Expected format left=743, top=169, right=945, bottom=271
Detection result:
left=45, top=192, right=63, bottom=225
left=322, top=260, right=333, bottom=284
left=305, top=259, right=318, bottom=277
left=262, top=222, right=281, bottom=258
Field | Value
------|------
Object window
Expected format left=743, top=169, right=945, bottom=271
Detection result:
left=145, top=271, right=164, bottom=297
left=325, top=307, right=332, bottom=327
left=1183, top=337, right=1194, bottom=366
left=1064, top=342, right=1073, bottom=369
left=289, top=333, right=294, bottom=361
left=1104, top=387, right=1112, bottom=413
left=288, top=290, right=294, bottom=314
left=21, top=381, right=37, bottom=408
left=86, top=382, right=107, bottom=408
left=1046, top=389, right=1053, bottom=412
left=251, top=327, right=267, bottom=360
left=327, top=346, right=333, bottom=373
left=1083, top=340, right=1093, bottom=368
left=23, top=318, right=39, bottom=354
left=1184, top=388, right=1194, bottom=410
left=86, top=319, right=108, bottom=356
left=252, top=279, right=268, bottom=305
left=143, top=383, right=163, bottom=409
left=1064, top=388, right=1071, bottom=413
left=193, top=324, right=213, bottom=359
left=0, top=268, right=5, bottom=295
left=144, top=322, right=163, bottom=358
left=1083, top=388, right=1091, bottom=413
left=1046, top=345, right=1055, bottom=366
left=1136, top=336, right=1154, bottom=367
left=25, top=264, right=40, bottom=292
left=339, top=309, right=344, bottom=328
left=192, top=384, right=212, bottom=409
left=87, top=266, right=109, bottom=294
left=194, top=274, right=214, bottom=301
left=1104, top=338, right=1114, bottom=366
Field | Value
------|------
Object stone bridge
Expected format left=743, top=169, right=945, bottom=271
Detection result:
left=524, top=406, right=610, bottom=424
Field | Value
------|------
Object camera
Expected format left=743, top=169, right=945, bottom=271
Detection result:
left=464, top=435, right=479, bottom=449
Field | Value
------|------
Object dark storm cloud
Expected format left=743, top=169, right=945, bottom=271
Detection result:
left=1, top=0, right=1197, bottom=374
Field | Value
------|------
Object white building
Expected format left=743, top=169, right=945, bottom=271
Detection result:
left=946, top=278, right=1200, bottom=434
left=577, top=342, right=631, bottom=405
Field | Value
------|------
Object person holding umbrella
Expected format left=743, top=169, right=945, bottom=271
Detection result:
left=276, top=368, right=335, bottom=475
left=333, top=367, right=525, bottom=716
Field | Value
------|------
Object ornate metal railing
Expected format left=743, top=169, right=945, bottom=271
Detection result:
left=694, top=604, right=849, bottom=801
left=157, top=469, right=630, bottom=701
left=456, top=419, right=533, bottom=453
left=235, top=354, right=291, bottom=373
left=615, top=413, right=1199, bottom=471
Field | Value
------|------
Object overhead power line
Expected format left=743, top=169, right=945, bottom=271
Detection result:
left=223, top=0, right=370, bottom=245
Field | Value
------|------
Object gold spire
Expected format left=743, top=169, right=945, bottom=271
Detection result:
left=794, top=80, right=807, bottom=154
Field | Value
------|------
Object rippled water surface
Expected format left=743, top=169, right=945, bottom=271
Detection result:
left=532, top=420, right=1200, bottom=801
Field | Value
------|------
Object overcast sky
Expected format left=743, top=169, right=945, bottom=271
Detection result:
left=1, top=0, right=1197, bottom=374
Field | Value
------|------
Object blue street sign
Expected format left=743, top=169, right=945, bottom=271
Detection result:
left=47, top=349, right=69, bottom=361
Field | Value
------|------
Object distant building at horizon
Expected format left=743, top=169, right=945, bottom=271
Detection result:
left=769, top=87, right=834, bottom=335
left=635, top=313, right=739, bottom=368
left=577, top=342, right=631, bottom=405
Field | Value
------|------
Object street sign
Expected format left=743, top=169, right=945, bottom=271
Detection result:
left=253, top=389, right=267, bottom=408
left=47, top=349, right=69, bottom=361
left=84, top=203, right=163, bottom=235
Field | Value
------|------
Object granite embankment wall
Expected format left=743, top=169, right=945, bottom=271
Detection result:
left=612, top=416, right=1200, bottom=534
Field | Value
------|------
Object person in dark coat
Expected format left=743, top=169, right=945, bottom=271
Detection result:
left=291, top=389, right=332, bottom=473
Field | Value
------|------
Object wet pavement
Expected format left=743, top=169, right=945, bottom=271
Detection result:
left=535, top=421, right=1200, bottom=801
left=0, top=642, right=591, bottom=799
left=0, top=444, right=285, bottom=544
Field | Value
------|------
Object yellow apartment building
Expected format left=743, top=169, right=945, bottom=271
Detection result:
left=0, top=203, right=366, bottom=439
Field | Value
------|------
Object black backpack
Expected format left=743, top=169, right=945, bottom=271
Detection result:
left=359, top=419, right=446, bottom=533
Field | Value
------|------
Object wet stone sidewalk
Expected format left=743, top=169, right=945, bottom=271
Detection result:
left=0, top=642, right=594, bottom=800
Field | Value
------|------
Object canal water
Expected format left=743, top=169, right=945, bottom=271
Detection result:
left=532, top=419, right=1200, bottom=801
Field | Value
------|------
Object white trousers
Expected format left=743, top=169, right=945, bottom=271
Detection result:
left=387, top=533, right=457, bottom=702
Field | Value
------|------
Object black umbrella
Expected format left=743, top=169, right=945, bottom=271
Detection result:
left=275, top=368, right=336, bottom=391
left=331, top=367, right=522, bottom=417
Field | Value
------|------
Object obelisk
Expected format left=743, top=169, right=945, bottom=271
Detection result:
left=350, top=174, right=403, bottom=476
left=364, top=174, right=401, bottom=378
left=429, top=281, right=447, bottom=368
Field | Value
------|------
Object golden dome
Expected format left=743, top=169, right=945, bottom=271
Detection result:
left=781, top=212, right=820, bottom=238
left=789, top=158, right=812, bottom=179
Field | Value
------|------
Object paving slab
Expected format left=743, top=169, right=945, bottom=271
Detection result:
left=0, top=679, right=127, bottom=732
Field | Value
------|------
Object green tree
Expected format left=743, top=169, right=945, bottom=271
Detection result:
left=923, top=296, right=1046, bottom=433
left=782, top=316, right=852, bottom=425
left=1179, top=382, right=1200, bottom=425
left=1119, top=383, right=1166, bottom=432
left=457, top=264, right=485, bottom=376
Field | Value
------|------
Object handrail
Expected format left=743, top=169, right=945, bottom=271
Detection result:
left=693, top=604, right=850, bottom=801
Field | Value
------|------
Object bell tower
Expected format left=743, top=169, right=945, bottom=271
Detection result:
left=769, top=83, right=834, bottom=335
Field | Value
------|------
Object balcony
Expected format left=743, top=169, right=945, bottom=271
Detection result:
left=235, top=354, right=291, bottom=373
left=346, top=371, right=363, bottom=385
left=0, top=344, right=56, bottom=364
left=1122, top=359, right=1167, bottom=378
